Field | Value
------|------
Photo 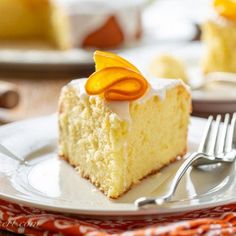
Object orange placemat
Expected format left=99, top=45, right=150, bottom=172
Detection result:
left=0, top=199, right=236, bottom=235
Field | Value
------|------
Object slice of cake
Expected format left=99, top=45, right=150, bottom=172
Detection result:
left=202, top=0, right=236, bottom=73
left=58, top=51, right=191, bottom=198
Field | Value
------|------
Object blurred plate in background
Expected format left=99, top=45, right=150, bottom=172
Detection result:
left=120, top=42, right=236, bottom=115
left=0, top=42, right=94, bottom=72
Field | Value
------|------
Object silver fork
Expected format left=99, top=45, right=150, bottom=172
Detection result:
left=135, top=113, right=236, bottom=208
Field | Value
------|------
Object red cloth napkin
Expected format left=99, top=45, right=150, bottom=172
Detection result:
left=0, top=199, right=236, bottom=236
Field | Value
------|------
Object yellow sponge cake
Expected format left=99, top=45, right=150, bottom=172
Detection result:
left=0, top=0, right=49, bottom=39
left=0, top=0, right=68, bottom=49
left=202, top=0, right=236, bottom=73
left=202, top=18, right=236, bottom=73
left=58, top=51, right=191, bottom=198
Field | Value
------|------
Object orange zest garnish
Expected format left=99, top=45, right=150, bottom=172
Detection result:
left=214, top=0, right=236, bottom=20
left=85, top=51, right=148, bottom=101
left=85, top=67, right=148, bottom=101
left=94, top=50, right=141, bottom=73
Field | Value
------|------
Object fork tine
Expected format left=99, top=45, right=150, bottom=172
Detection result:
left=198, top=115, right=213, bottom=153
left=217, top=114, right=230, bottom=154
left=225, top=112, right=236, bottom=152
left=207, top=114, right=221, bottom=156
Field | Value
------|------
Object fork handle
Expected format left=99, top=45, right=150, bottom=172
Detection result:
left=135, top=152, right=214, bottom=208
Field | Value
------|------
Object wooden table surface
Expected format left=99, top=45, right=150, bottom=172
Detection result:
left=0, top=68, right=93, bottom=124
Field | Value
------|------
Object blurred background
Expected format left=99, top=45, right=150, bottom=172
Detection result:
left=0, top=0, right=234, bottom=123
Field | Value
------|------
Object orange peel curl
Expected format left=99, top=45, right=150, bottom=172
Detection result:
left=85, top=51, right=148, bottom=101
left=85, top=67, right=148, bottom=101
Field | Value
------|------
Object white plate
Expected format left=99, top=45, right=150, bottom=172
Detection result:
left=0, top=115, right=236, bottom=217
left=121, top=43, right=236, bottom=114
left=0, top=42, right=94, bottom=72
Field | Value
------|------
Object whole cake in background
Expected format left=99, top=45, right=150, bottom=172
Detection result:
left=0, top=0, right=143, bottom=50
left=58, top=51, right=191, bottom=199
left=202, top=0, right=236, bottom=73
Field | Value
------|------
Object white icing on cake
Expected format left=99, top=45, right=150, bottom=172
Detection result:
left=54, top=0, right=144, bottom=12
left=52, top=0, right=144, bottom=47
left=68, top=77, right=188, bottom=121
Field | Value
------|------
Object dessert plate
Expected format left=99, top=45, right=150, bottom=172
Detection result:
left=121, top=42, right=236, bottom=114
left=0, top=115, right=236, bottom=217
left=0, top=43, right=94, bottom=72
